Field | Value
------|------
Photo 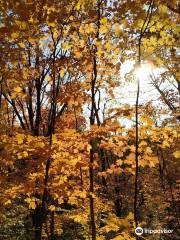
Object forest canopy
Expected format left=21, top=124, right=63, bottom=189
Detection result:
left=0, top=0, right=179, bottom=239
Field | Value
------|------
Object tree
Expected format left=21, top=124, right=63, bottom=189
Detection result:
left=0, top=0, right=179, bottom=240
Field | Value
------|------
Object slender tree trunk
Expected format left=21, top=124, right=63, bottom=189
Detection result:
left=89, top=143, right=96, bottom=240
left=134, top=80, right=139, bottom=228
left=35, top=57, right=57, bottom=239
left=88, top=1, right=101, bottom=239
left=100, top=148, right=107, bottom=187
left=134, top=2, right=153, bottom=233
left=89, top=56, right=96, bottom=239
left=34, top=79, right=41, bottom=136
left=50, top=211, right=55, bottom=239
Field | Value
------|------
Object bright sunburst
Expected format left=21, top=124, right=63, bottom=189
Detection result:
left=135, top=62, right=153, bottom=82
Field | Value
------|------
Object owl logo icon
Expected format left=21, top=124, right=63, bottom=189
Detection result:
left=135, top=227, right=143, bottom=236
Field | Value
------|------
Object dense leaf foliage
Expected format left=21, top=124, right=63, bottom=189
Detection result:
left=0, top=0, right=179, bottom=239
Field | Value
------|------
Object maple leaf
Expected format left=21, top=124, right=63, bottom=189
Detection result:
left=173, top=151, right=180, bottom=159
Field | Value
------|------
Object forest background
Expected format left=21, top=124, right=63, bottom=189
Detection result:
left=0, top=0, right=179, bottom=239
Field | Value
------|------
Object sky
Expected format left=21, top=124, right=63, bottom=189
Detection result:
left=117, top=60, right=160, bottom=106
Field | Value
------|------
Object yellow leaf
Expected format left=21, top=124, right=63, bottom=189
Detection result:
left=52, top=134, right=58, bottom=144
left=145, top=147, right=152, bottom=155
left=79, top=191, right=86, bottom=199
left=105, top=42, right=113, bottom=51
left=60, top=69, right=65, bottom=78
left=76, top=1, right=81, bottom=10
left=173, top=151, right=180, bottom=159
left=136, top=19, right=144, bottom=28
left=160, top=31, right=166, bottom=37
left=86, top=144, right=91, bottom=152
left=114, top=23, right=121, bottom=35
left=5, top=200, right=11, bottom=205
left=116, top=159, right=123, bottom=166
left=97, top=236, right=105, bottom=240
left=11, top=32, right=20, bottom=39
left=140, top=115, right=154, bottom=126
left=73, top=149, right=78, bottom=154
left=15, top=20, right=27, bottom=30
left=28, top=37, right=36, bottom=44
left=18, top=42, right=25, bottom=48
left=100, top=25, right=108, bottom=34
left=48, top=22, right=56, bottom=27
left=23, top=151, right=28, bottom=157
left=74, top=51, right=82, bottom=59
left=14, top=87, right=22, bottom=93
left=158, top=38, right=164, bottom=45
left=49, top=205, right=56, bottom=211
left=62, top=42, right=71, bottom=50
left=111, top=236, right=124, bottom=240
left=29, top=201, right=36, bottom=209
left=16, top=133, right=24, bottom=144
left=23, top=71, right=28, bottom=79
left=149, top=156, right=159, bottom=166
left=149, top=36, right=157, bottom=46
left=69, top=16, right=74, bottom=21
left=159, top=5, right=167, bottom=14
left=46, top=75, right=52, bottom=82
left=79, top=39, right=85, bottom=48
left=37, top=142, right=45, bottom=148
left=100, top=17, right=107, bottom=25
left=146, top=46, right=154, bottom=54
left=156, top=22, right=163, bottom=30
left=25, top=197, right=31, bottom=204
left=150, top=26, right=156, bottom=33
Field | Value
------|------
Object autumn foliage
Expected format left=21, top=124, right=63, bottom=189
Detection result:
left=0, top=0, right=179, bottom=240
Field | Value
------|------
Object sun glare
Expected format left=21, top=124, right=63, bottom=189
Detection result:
left=135, top=63, right=153, bottom=82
